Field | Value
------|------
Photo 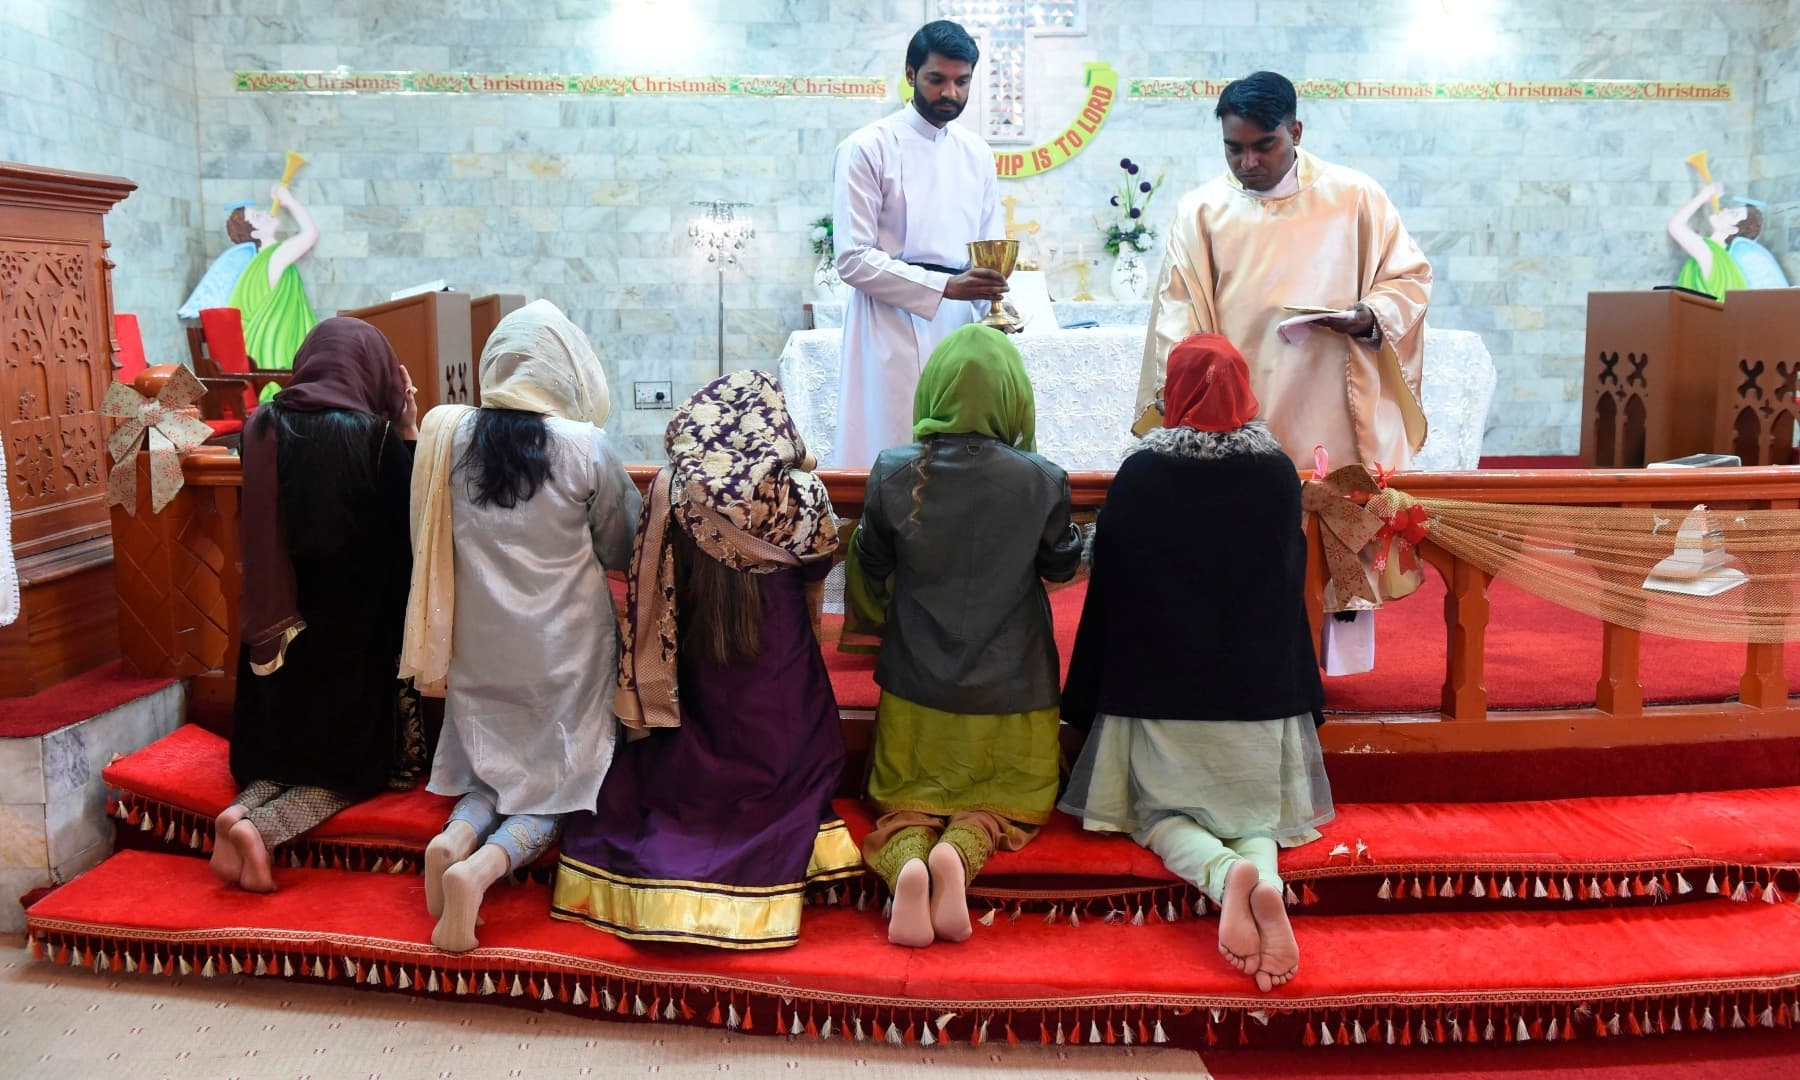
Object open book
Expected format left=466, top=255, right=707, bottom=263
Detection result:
left=1276, top=304, right=1359, bottom=345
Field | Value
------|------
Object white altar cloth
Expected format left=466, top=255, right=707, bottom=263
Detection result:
left=778, top=325, right=1496, bottom=472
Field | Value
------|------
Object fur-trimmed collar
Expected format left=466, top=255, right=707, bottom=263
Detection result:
left=1130, top=420, right=1284, bottom=461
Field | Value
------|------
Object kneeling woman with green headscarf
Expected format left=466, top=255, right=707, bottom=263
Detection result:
left=845, top=324, right=1083, bottom=948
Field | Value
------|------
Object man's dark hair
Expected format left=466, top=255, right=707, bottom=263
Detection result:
left=1215, top=71, right=1298, bottom=130
left=905, top=20, right=980, bottom=71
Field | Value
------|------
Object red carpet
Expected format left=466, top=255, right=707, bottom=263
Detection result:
left=103, top=726, right=1800, bottom=912
left=26, top=849, right=1800, bottom=1052
left=0, top=661, right=176, bottom=738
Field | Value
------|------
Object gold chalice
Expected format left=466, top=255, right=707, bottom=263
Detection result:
left=966, top=238, right=1021, bottom=331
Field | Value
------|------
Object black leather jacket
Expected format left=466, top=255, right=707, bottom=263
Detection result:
left=855, top=434, right=1082, bottom=715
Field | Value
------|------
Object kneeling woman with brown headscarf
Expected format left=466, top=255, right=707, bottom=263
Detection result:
left=219, top=318, right=422, bottom=892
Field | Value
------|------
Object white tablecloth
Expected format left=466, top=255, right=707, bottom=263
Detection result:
left=779, top=325, right=1496, bottom=471
left=811, top=299, right=1150, bottom=330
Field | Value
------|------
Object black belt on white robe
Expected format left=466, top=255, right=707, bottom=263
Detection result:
left=907, top=261, right=966, bottom=276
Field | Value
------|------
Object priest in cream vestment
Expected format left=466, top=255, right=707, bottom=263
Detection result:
left=1139, top=72, right=1432, bottom=473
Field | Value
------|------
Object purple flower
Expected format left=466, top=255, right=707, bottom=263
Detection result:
left=1127, top=162, right=1140, bottom=175
left=1129, top=207, right=1142, bottom=219
left=1119, top=157, right=1132, bottom=169
left=1139, top=181, right=1152, bottom=193
left=1110, top=195, right=1120, bottom=206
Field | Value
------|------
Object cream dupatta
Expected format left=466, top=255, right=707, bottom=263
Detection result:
left=398, top=300, right=613, bottom=693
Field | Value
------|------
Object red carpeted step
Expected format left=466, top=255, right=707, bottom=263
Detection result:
left=106, top=727, right=1800, bottom=911
left=0, top=661, right=177, bottom=739
left=25, top=849, right=1800, bottom=1051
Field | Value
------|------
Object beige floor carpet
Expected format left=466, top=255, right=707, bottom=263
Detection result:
left=0, top=941, right=1207, bottom=1079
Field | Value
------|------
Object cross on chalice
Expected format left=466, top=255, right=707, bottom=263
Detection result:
left=966, top=239, right=1021, bottom=331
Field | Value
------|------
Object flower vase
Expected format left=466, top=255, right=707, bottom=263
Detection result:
left=1110, top=244, right=1148, bottom=301
left=811, top=253, right=842, bottom=304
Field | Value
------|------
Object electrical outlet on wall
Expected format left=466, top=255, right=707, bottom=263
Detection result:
left=634, top=381, right=673, bottom=409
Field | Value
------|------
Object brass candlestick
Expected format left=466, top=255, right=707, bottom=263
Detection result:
left=966, top=238, right=1020, bottom=330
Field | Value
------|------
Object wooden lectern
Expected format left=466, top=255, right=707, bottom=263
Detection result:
left=1581, top=290, right=1723, bottom=468
left=1714, top=289, right=1800, bottom=467
left=470, top=294, right=525, bottom=356
left=339, top=291, right=474, bottom=414
left=0, top=163, right=135, bottom=695
left=468, top=293, right=526, bottom=404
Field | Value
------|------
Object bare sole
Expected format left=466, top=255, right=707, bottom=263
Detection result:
left=210, top=806, right=248, bottom=884
left=1250, top=879, right=1299, bottom=993
left=888, top=858, right=934, bottom=948
left=927, top=843, right=972, bottom=943
left=230, top=819, right=276, bottom=894
left=431, top=861, right=485, bottom=954
left=1218, top=860, right=1261, bottom=975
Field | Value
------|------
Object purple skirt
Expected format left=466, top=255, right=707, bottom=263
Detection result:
left=553, top=564, right=859, bottom=949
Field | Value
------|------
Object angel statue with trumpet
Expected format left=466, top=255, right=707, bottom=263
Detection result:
left=1665, top=150, right=1781, bottom=299
left=228, top=151, right=319, bottom=393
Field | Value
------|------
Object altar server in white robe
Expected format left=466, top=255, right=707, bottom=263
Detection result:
left=1139, top=72, right=1432, bottom=675
left=832, top=19, right=1008, bottom=468
left=1138, top=71, right=1432, bottom=474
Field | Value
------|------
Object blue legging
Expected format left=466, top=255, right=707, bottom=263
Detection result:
left=448, top=792, right=560, bottom=871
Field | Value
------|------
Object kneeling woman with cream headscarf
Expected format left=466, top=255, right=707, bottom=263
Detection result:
left=401, top=300, right=641, bottom=953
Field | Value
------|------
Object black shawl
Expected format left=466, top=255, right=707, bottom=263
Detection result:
left=1060, top=435, right=1325, bottom=730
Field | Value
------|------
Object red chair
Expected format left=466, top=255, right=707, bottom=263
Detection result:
left=188, top=307, right=292, bottom=439
left=113, top=313, right=149, bottom=384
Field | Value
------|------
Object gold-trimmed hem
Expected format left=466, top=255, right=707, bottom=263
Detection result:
left=553, top=860, right=805, bottom=947
left=807, top=821, right=863, bottom=881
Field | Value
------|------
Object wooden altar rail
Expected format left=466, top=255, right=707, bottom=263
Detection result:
left=134, top=452, right=1800, bottom=754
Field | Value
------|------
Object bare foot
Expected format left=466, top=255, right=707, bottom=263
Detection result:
left=229, top=819, right=276, bottom=893
left=210, top=805, right=248, bottom=884
left=887, top=858, right=933, bottom=948
left=1217, top=859, right=1261, bottom=976
left=424, top=820, right=480, bottom=918
left=432, top=844, right=509, bottom=953
left=927, top=843, right=972, bottom=943
left=1250, top=879, right=1299, bottom=993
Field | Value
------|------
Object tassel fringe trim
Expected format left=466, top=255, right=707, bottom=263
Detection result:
left=24, top=925, right=1800, bottom=1053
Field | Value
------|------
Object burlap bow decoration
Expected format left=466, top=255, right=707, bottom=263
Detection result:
left=1301, top=461, right=1386, bottom=608
left=102, top=365, right=215, bottom=513
left=1364, top=485, right=1429, bottom=600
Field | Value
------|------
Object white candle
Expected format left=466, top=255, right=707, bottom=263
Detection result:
left=1076, top=241, right=1085, bottom=264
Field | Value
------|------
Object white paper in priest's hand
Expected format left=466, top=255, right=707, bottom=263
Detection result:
left=1275, top=306, right=1358, bottom=346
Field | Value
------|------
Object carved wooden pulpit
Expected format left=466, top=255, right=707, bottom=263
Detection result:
left=1581, top=290, right=1724, bottom=468
left=0, top=163, right=136, bottom=695
left=1715, top=290, right=1800, bottom=467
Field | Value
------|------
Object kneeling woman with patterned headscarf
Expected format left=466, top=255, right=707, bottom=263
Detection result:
left=401, top=300, right=642, bottom=953
left=846, top=324, right=1083, bottom=948
left=1059, top=334, right=1333, bottom=993
left=552, top=371, right=860, bottom=950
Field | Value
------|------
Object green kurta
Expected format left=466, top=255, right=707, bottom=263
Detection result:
left=229, top=242, right=318, bottom=398
left=1676, top=237, right=1749, bottom=300
left=866, top=692, right=1061, bottom=824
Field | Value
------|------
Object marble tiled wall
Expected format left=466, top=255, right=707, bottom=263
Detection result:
left=0, top=682, right=184, bottom=932
left=1751, top=2, right=1799, bottom=263
left=5, top=1, right=1795, bottom=458
left=0, top=0, right=206, bottom=371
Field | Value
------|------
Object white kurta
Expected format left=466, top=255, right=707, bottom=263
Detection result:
left=430, top=415, right=642, bottom=816
left=831, top=104, right=1000, bottom=467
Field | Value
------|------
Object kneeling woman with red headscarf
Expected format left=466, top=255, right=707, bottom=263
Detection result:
left=1058, top=334, right=1333, bottom=993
